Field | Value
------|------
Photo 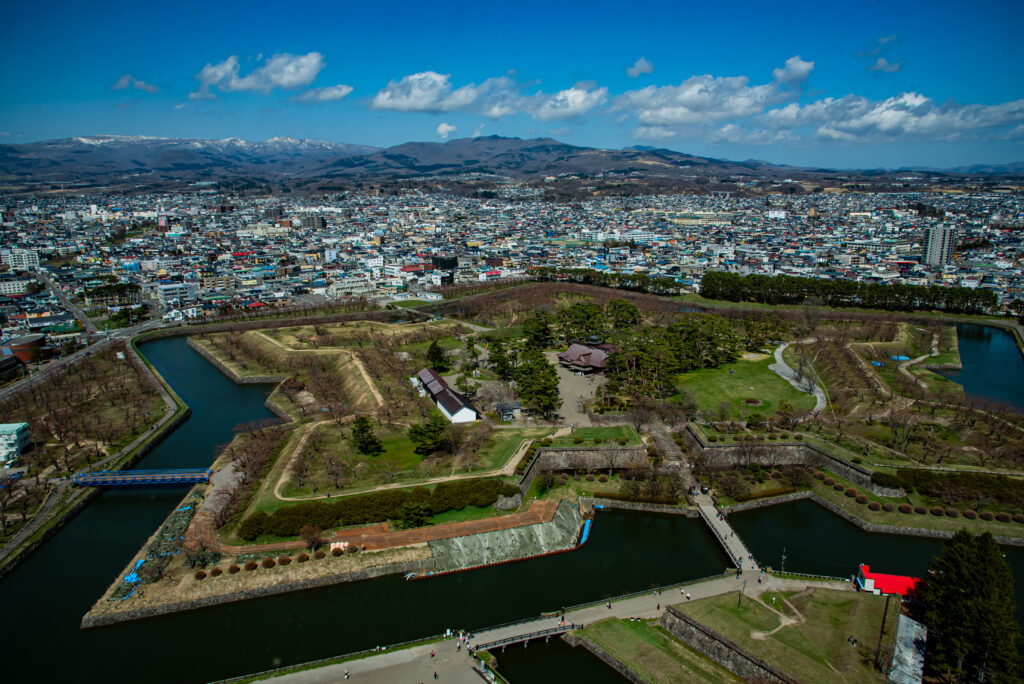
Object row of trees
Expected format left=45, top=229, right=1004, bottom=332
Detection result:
left=700, top=271, right=997, bottom=314
left=535, top=267, right=687, bottom=296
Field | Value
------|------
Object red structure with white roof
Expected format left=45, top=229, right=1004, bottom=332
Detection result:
left=857, top=564, right=919, bottom=596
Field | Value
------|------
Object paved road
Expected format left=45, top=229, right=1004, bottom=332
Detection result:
left=39, top=271, right=98, bottom=333
left=770, top=341, right=827, bottom=414
left=272, top=565, right=851, bottom=683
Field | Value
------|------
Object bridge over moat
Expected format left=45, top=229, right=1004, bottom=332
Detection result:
left=71, top=468, right=212, bottom=487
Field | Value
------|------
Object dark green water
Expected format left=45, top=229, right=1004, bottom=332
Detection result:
left=496, top=637, right=627, bottom=683
left=729, top=498, right=1024, bottom=627
left=937, top=323, right=1024, bottom=412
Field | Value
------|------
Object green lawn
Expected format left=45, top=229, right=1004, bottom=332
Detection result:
left=674, top=589, right=898, bottom=684
left=479, top=428, right=554, bottom=469
left=678, top=356, right=816, bottom=420
left=550, top=425, right=641, bottom=447
left=578, top=619, right=742, bottom=684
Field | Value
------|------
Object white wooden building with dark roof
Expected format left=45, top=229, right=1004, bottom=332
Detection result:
left=411, top=368, right=478, bottom=423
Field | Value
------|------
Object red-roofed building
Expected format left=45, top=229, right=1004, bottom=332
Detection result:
left=857, top=564, right=919, bottom=596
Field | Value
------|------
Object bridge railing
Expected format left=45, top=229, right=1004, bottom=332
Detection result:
left=471, top=624, right=579, bottom=653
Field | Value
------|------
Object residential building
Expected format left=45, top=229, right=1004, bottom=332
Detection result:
left=0, top=423, right=30, bottom=466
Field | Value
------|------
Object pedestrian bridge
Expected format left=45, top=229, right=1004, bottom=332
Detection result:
left=72, top=468, right=212, bottom=487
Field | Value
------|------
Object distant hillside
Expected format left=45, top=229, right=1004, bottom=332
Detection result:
left=0, top=134, right=1020, bottom=192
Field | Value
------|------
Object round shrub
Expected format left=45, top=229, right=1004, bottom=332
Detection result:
left=823, top=477, right=835, bottom=485
left=898, top=504, right=912, bottom=514
left=945, top=508, right=959, bottom=518
left=297, top=552, right=309, bottom=562
left=314, top=550, right=326, bottom=559
left=598, top=475, right=608, bottom=483
left=574, top=475, right=581, bottom=481
left=795, top=434, right=804, bottom=440
left=244, top=561, right=258, bottom=571
left=930, top=506, right=944, bottom=516
left=813, top=472, right=825, bottom=481
left=914, top=506, right=927, bottom=515
left=593, top=438, right=603, bottom=444
left=1014, top=514, right=1024, bottom=524
left=585, top=474, right=595, bottom=481
left=573, top=436, right=584, bottom=444
left=868, top=502, right=882, bottom=511
left=707, top=435, right=718, bottom=443
left=963, top=510, right=978, bottom=520
left=332, top=547, right=343, bottom=556
left=845, top=488, right=857, bottom=498
left=228, top=564, right=241, bottom=574
left=194, top=570, right=207, bottom=580
left=541, top=438, right=553, bottom=447
left=347, top=544, right=360, bottom=553
left=855, top=495, right=868, bottom=504
left=833, top=483, right=844, bottom=491
left=210, top=567, right=223, bottom=577
left=996, top=512, right=1012, bottom=523
left=278, top=556, right=291, bottom=566
left=882, top=503, right=895, bottom=512
left=261, top=558, right=276, bottom=569
left=980, top=511, right=994, bottom=521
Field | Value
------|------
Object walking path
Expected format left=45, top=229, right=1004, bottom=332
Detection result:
left=694, top=493, right=760, bottom=574
left=269, top=565, right=851, bottom=683
left=770, top=341, right=827, bottom=414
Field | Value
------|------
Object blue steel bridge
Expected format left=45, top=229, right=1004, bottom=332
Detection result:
left=72, top=468, right=212, bottom=487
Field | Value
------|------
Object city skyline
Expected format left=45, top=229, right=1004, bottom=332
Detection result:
left=2, top=0, right=1023, bottom=168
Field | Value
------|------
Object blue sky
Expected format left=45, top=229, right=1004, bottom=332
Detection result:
left=2, top=0, right=1023, bottom=167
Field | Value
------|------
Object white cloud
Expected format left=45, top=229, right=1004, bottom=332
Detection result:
left=868, top=57, right=903, bottom=73
left=633, top=126, right=676, bottom=140
left=111, top=74, right=158, bottom=93
left=436, top=122, right=458, bottom=139
left=762, top=92, right=1024, bottom=143
left=294, top=84, right=354, bottom=103
left=371, top=71, right=483, bottom=112
left=535, top=84, right=608, bottom=121
left=626, top=57, right=654, bottom=78
left=709, top=124, right=797, bottom=145
left=173, top=104, right=187, bottom=110
left=0, top=131, right=10, bottom=137
left=472, top=123, right=486, bottom=137
left=191, top=53, right=325, bottom=99
left=547, top=127, right=571, bottom=137
left=772, top=56, right=814, bottom=86
left=614, top=74, right=779, bottom=125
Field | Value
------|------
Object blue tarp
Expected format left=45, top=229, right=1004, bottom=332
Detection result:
left=176, top=505, right=191, bottom=511
left=891, top=355, right=911, bottom=361
left=580, top=519, right=593, bottom=545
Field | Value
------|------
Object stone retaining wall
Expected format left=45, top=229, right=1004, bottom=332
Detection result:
left=80, top=557, right=433, bottom=628
left=517, top=446, right=647, bottom=495
left=680, top=424, right=907, bottom=496
left=185, top=337, right=286, bottom=385
left=584, top=496, right=698, bottom=518
left=660, top=605, right=799, bottom=684
left=561, top=634, right=647, bottom=683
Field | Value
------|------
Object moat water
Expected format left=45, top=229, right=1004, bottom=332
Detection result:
left=0, top=332, right=1020, bottom=682
left=937, top=323, right=1024, bottom=412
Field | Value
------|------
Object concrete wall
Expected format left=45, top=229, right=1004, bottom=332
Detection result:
left=660, top=605, right=800, bottom=684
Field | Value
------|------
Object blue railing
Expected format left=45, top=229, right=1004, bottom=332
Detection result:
left=72, top=468, right=212, bottom=487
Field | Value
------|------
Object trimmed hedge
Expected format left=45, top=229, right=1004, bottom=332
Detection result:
left=914, top=506, right=927, bottom=515
left=314, top=550, right=326, bottom=559
left=332, top=547, right=343, bottom=556
left=945, top=508, right=959, bottom=518
left=823, top=477, right=835, bottom=486
left=832, top=483, right=844, bottom=491
left=980, top=511, right=994, bottom=521
left=930, top=506, right=944, bottom=516
left=228, top=564, right=241, bottom=574
left=244, top=561, right=258, bottom=571
left=261, top=558, right=276, bottom=569
left=297, top=552, right=309, bottom=562
left=813, top=472, right=825, bottom=481
left=279, top=556, right=291, bottom=566
left=238, top=478, right=519, bottom=540
left=996, top=512, right=1012, bottom=523
left=855, top=495, right=868, bottom=504
left=882, top=503, right=895, bottom=512
left=1014, top=514, right=1024, bottom=524
left=872, top=469, right=1024, bottom=506
left=210, top=567, right=223, bottom=577
left=845, top=488, right=857, bottom=498
left=898, top=504, right=912, bottom=514
left=963, top=510, right=978, bottom=520
left=194, top=570, right=207, bottom=580
left=868, top=502, right=882, bottom=511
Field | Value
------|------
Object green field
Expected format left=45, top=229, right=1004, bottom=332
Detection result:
left=550, top=425, right=641, bottom=447
left=577, top=619, right=742, bottom=684
left=678, top=356, right=816, bottom=420
left=675, top=589, right=899, bottom=683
